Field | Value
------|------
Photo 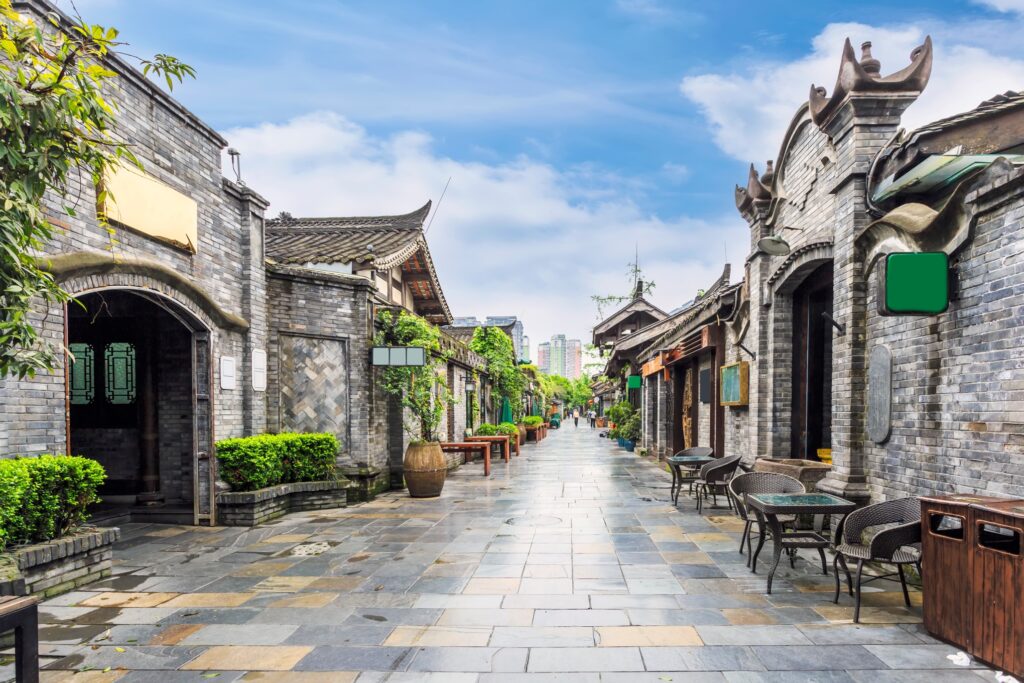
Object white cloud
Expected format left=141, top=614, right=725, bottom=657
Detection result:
left=225, top=112, right=745, bottom=354
left=681, top=20, right=1024, bottom=163
left=973, top=0, right=1024, bottom=12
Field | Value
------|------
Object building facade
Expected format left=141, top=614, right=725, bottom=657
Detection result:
left=630, top=37, right=1024, bottom=503
left=0, top=0, right=490, bottom=524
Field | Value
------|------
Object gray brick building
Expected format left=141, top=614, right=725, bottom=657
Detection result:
left=629, top=36, right=1024, bottom=503
left=0, top=0, right=487, bottom=524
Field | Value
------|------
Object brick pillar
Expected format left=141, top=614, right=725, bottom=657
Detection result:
left=815, top=94, right=921, bottom=504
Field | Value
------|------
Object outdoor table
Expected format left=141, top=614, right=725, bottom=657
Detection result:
left=467, top=435, right=511, bottom=462
left=666, top=455, right=714, bottom=504
left=745, top=492, right=856, bottom=594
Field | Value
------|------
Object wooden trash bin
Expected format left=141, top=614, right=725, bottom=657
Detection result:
left=920, top=494, right=1004, bottom=651
left=969, top=499, right=1024, bottom=678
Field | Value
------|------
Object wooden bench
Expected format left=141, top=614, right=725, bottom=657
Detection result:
left=466, top=435, right=511, bottom=463
left=0, top=596, right=39, bottom=683
left=440, top=442, right=491, bottom=476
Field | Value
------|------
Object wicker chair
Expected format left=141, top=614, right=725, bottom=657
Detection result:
left=695, top=455, right=741, bottom=513
left=667, top=446, right=714, bottom=503
left=728, top=472, right=804, bottom=567
left=831, top=497, right=922, bottom=623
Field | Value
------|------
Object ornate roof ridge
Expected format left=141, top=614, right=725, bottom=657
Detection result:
left=267, top=201, right=432, bottom=229
left=809, top=36, right=933, bottom=129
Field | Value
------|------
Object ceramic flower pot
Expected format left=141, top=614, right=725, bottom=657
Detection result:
left=403, top=441, right=446, bottom=498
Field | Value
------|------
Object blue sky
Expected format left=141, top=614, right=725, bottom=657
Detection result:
left=70, top=0, right=1024, bottom=359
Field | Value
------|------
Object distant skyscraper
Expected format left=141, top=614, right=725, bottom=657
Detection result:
left=521, top=335, right=530, bottom=363
left=566, top=339, right=582, bottom=380
left=550, top=335, right=565, bottom=377
left=452, top=316, right=482, bottom=326
left=542, top=334, right=582, bottom=379
left=537, top=342, right=551, bottom=373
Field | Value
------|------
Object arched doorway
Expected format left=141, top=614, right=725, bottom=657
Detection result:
left=790, top=262, right=834, bottom=460
left=66, top=289, right=213, bottom=525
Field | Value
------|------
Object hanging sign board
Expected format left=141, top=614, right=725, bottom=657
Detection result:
left=719, top=361, right=749, bottom=407
left=220, top=356, right=236, bottom=390
left=251, top=349, right=267, bottom=392
left=879, top=252, right=949, bottom=315
left=627, top=374, right=642, bottom=390
left=371, top=346, right=426, bottom=366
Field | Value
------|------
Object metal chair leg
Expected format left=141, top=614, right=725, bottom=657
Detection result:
left=853, top=558, right=865, bottom=624
left=897, top=563, right=911, bottom=608
left=817, top=547, right=828, bottom=576
left=832, top=554, right=842, bottom=604
left=739, top=520, right=750, bottom=555
left=836, top=553, right=853, bottom=596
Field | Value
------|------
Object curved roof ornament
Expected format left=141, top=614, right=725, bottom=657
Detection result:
left=809, top=36, right=933, bottom=129
left=735, top=162, right=774, bottom=218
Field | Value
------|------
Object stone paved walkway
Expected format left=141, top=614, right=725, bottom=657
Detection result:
left=9, top=427, right=1000, bottom=681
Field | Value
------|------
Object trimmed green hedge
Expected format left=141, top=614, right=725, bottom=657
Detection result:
left=215, top=433, right=339, bottom=492
left=523, top=416, right=544, bottom=427
left=475, top=423, right=498, bottom=436
left=0, top=455, right=106, bottom=551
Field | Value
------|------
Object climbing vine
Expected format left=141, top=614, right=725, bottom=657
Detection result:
left=374, top=310, right=453, bottom=442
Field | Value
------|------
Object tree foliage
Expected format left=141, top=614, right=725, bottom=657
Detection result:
left=470, top=327, right=526, bottom=416
left=375, top=310, right=453, bottom=442
left=0, top=0, right=194, bottom=378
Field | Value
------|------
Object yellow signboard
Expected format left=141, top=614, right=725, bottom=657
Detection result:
left=102, top=164, right=198, bottom=253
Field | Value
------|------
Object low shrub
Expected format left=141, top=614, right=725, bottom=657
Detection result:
left=606, top=400, right=635, bottom=428
left=475, top=423, right=498, bottom=436
left=0, top=455, right=106, bottom=550
left=496, top=422, right=519, bottom=441
left=620, top=414, right=641, bottom=442
left=523, top=416, right=544, bottom=428
left=216, top=432, right=339, bottom=492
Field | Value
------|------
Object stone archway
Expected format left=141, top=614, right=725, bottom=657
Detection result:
left=48, top=254, right=241, bottom=525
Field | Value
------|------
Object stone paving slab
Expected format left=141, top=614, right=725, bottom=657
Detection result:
left=6, top=427, right=1002, bottom=681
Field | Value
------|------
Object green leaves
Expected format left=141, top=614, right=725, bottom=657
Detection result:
left=214, top=433, right=339, bottom=492
left=0, top=455, right=106, bottom=549
left=469, top=327, right=526, bottom=419
left=374, top=310, right=452, bottom=442
left=0, top=0, right=194, bottom=379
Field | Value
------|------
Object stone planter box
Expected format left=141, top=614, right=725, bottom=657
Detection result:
left=216, top=480, right=353, bottom=526
left=0, top=527, right=120, bottom=599
left=753, top=458, right=832, bottom=490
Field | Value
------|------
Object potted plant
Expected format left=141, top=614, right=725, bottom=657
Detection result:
left=376, top=310, right=453, bottom=498
left=620, top=413, right=641, bottom=452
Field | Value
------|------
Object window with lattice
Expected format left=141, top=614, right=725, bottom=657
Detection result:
left=104, top=342, right=136, bottom=404
left=69, top=343, right=95, bottom=405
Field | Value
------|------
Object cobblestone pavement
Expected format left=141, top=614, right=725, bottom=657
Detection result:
left=12, top=427, right=1000, bottom=681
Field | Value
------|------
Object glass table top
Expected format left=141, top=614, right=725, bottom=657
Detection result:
left=668, top=455, right=714, bottom=463
left=747, top=493, right=853, bottom=507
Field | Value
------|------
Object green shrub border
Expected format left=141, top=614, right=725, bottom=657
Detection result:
left=475, top=423, right=498, bottom=436
left=0, top=455, right=106, bottom=551
left=215, top=433, right=339, bottom=492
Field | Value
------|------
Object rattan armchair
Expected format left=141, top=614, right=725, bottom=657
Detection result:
left=831, top=496, right=922, bottom=623
left=695, top=455, right=741, bottom=513
left=667, top=446, right=714, bottom=503
left=728, top=472, right=804, bottom=566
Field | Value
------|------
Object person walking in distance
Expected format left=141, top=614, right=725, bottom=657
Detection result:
left=573, top=407, right=580, bottom=428
left=588, top=408, right=596, bottom=428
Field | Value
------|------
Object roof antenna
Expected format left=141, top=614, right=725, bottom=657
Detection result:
left=425, top=176, right=452, bottom=234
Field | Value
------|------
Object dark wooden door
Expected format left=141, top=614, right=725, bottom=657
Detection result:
left=791, top=263, right=834, bottom=460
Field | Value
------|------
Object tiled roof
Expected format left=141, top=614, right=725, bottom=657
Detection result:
left=265, top=202, right=431, bottom=268
left=906, top=91, right=1024, bottom=142
left=264, top=201, right=452, bottom=325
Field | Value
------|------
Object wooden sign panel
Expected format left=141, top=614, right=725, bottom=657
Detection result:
left=719, top=361, right=749, bottom=407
